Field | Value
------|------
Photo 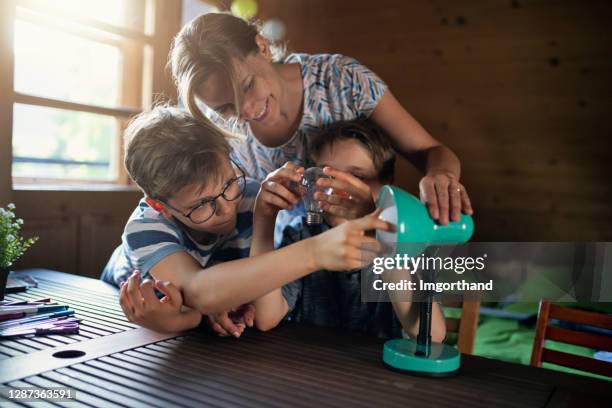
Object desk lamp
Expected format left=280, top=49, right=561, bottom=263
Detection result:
left=376, top=185, right=474, bottom=376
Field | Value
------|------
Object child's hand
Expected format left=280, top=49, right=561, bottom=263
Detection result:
left=314, top=166, right=375, bottom=222
left=311, top=209, right=391, bottom=271
left=120, top=271, right=201, bottom=333
left=255, top=162, right=304, bottom=218
left=419, top=171, right=473, bottom=225
left=206, top=303, right=255, bottom=338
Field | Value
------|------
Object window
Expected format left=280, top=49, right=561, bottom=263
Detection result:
left=1, top=0, right=179, bottom=187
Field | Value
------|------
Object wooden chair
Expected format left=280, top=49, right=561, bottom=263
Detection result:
left=444, top=298, right=481, bottom=354
left=530, top=299, right=612, bottom=377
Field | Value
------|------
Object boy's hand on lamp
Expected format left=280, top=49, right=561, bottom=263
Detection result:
left=315, top=167, right=375, bottom=222
left=418, top=171, right=473, bottom=225
left=255, top=162, right=304, bottom=219
left=311, top=209, right=390, bottom=271
left=119, top=271, right=201, bottom=333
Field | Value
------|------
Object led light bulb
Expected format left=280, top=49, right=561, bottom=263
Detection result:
left=300, top=167, right=332, bottom=225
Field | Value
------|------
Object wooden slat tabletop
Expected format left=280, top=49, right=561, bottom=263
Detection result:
left=0, top=269, right=140, bottom=359
left=1, top=270, right=610, bottom=407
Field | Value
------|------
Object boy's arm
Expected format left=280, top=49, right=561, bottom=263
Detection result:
left=383, top=268, right=446, bottom=342
left=122, top=269, right=253, bottom=337
left=149, top=211, right=389, bottom=317
left=250, top=214, right=289, bottom=331
left=149, top=235, right=314, bottom=315
left=248, top=162, right=305, bottom=331
left=390, top=300, right=446, bottom=343
left=121, top=275, right=202, bottom=333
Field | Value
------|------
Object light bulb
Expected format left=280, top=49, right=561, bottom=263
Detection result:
left=300, top=167, right=332, bottom=225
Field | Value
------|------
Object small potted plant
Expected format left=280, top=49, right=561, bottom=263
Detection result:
left=1, top=203, right=38, bottom=300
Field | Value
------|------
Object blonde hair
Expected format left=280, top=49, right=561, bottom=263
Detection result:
left=124, top=106, right=231, bottom=201
left=169, top=12, right=285, bottom=126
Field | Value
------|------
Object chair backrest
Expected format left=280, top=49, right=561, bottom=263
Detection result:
left=444, top=298, right=481, bottom=354
left=530, top=299, right=612, bottom=377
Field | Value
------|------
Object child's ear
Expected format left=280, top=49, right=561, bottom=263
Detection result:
left=255, top=34, right=272, bottom=60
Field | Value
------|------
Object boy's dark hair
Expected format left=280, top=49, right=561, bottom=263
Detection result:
left=310, top=120, right=396, bottom=181
left=124, top=106, right=231, bottom=201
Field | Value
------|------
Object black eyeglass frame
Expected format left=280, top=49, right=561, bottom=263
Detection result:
left=155, top=159, right=246, bottom=224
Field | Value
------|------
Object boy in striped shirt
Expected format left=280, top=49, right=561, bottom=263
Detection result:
left=102, top=107, right=390, bottom=336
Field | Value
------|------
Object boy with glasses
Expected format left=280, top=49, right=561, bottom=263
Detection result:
left=102, top=107, right=390, bottom=336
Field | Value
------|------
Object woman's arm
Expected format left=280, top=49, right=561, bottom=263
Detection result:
left=370, top=91, right=473, bottom=225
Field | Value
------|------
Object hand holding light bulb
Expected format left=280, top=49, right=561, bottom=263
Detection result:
left=313, top=167, right=376, bottom=223
left=254, top=162, right=304, bottom=219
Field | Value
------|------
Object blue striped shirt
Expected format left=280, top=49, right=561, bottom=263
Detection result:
left=101, top=179, right=258, bottom=286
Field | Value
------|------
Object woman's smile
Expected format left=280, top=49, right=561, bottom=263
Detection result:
left=251, top=97, right=270, bottom=122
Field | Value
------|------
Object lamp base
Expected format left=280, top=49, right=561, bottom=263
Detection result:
left=383, top=339, right=460, bottom=377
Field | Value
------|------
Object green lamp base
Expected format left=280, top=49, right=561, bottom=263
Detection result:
left=383, top=339, right=461, bottom=377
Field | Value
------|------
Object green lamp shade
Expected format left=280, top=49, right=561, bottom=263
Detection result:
left=376, top=185, right=473, bottom=256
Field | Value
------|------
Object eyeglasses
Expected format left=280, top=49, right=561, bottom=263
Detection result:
left=157, top=161, right=246, bottom=224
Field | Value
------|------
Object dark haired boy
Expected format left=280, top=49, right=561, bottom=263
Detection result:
left=253, top=120, right=447, bottom=340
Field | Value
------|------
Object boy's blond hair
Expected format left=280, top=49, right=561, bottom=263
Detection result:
left=124, top=106, right=230, bottom=201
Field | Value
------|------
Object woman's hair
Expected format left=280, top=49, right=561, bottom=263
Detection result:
left=310, top=120, right=396, bottom=182
left=124, top=106, right=231, bottom=201
left=169, top=12, right=285, bottom=125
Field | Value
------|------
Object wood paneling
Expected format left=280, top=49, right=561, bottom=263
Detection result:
left=78, top=214, right=130, bottom=278
left=15, top=216, right=79, bottom=273
left=150, top=0, right=183, bottom=103
left=259, top=0, right=612, bottom=240
left=11, top=190, right=141, bottom=277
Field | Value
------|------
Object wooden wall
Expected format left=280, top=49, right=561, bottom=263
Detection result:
left=258, top=0, right=612, bottom=241
left=11, top=190, right=142, bottom=277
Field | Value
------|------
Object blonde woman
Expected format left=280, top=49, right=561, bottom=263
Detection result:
left=170, top=12, right=473, bottom=232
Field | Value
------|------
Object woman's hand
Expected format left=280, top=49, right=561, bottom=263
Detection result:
left=254, top=162, right=303, bottom=219
left=419, top=171, right=473, bottom=225
left=119, top=271, right=201, bottom=333
left=311, top=209, right=391, bottom=271
left=314, top=167, right=375, bottom=223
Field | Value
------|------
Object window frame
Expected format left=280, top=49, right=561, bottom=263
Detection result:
left=0, top=0, right=182, bottom=194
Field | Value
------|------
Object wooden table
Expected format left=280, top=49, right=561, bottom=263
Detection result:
left=0, top=269, right=610, bottom=407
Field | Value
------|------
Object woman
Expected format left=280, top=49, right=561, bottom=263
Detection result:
left=169, top=12, right=473, bottom=227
